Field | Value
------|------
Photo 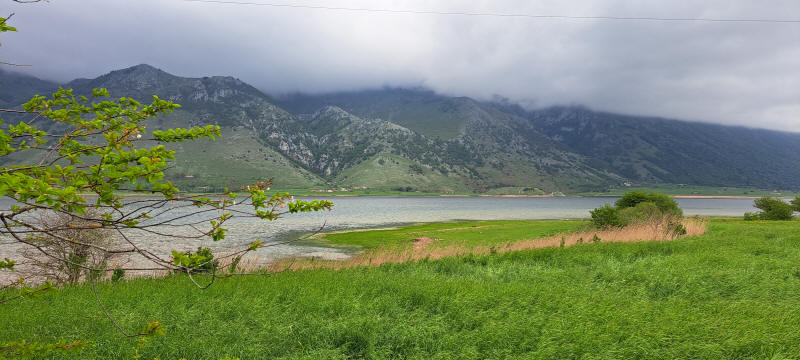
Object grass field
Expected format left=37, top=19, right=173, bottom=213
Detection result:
left=317, top=219, right=587, bottom=249
left=3, top=219, right=800, bottom=359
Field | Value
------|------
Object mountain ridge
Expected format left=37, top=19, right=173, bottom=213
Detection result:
left=2, top=65, right=798, bottom=192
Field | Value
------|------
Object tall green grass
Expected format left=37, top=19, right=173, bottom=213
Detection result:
left=2, top=219, right=800, bottom=359
left=318, top=219, right=586, bottom=249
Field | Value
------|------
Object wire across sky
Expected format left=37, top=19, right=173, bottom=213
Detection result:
left=180, top=0, right=800, bottom=24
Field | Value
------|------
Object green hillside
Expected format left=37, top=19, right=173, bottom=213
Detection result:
left=3, top=66, right=799, bottom=194
left=281, top=89, right=800, bottom=191
left=161, top=113, right=323, bottom=191
left=334, top=153, right=472, bottom=193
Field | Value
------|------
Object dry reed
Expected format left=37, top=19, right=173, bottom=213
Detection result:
left=277, top=217, right=707, bottom=271
left=76, top=217, right=708, bottom=281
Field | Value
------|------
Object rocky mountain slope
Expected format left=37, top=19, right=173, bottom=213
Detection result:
left=2, top=65, right=798, bottom=193
left=279, top=88, right=800, bottom=191
left=519, top=106, right=800, bottom=189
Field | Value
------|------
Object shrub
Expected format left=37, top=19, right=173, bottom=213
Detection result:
left=591, top=191, right=687, bottom=241
left=667, top=220, right=687, bottom=238
left=21, top=211, right=115, bottom=285
left=746, top=197, right=794, bottom=220
left=791, top=195, right=800, bottom=213
left=409, top=163, right=425, bottom=175
left=615, top=191, right=683, bottom=216
left=618, top=201, right=662, bottom=224
left=614, top=191, right=650, bottom=209
left=590, top=204, right=625, bottom=228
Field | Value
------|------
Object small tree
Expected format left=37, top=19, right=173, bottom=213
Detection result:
left=791, top=195, right=800, bottom=213
left=0, top=88, right=334, bottom=283
left=0, top=11, right=333, bottom=342
left=745, top=197, right=793, bottom=220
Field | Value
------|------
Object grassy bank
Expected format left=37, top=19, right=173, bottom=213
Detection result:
left=3, top=219, right=800, bottom=359
left=316, top=219, right=588, bottom=249
left=295, top=218, right=705, bottom=270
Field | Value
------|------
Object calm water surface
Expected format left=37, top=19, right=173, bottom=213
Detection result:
left=221, top=196, right=757, bottom=252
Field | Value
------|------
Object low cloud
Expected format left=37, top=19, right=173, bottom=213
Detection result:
left=4, top=0, right=799, bottom=131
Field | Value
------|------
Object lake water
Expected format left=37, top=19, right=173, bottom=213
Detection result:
left=0, top=196, right=759, bottom=274
left=279, top=196, right=756, bottom=229
left=166, top=196, right=757, bottom=258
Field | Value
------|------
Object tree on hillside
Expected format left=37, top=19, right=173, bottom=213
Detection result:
left=0, top=10, right=332, bottom=347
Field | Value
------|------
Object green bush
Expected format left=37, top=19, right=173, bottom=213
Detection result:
left=615, top=191, right=683, bottom=216
left=791, top=195, right=800, bottom=213
left=618, top=202, right=661, bottom=224
left=745, top=197, right=794, bottom=220
left=590, top=204, right=625, bottom=228
left=591, top=191, right=684, bottom=229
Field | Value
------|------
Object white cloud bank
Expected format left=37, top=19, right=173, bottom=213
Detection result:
left=4, top=0, right=800, bottom=131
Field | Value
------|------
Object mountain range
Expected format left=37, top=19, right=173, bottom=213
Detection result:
left=2, top=64, right=799, bottom=193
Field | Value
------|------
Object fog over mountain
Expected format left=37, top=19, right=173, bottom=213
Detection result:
left=3, top=0, right=799, bottom=131
left=4, top=65, right=800, bottom=192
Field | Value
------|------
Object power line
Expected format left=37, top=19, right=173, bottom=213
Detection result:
left=181, top=0, right=800, bottom=24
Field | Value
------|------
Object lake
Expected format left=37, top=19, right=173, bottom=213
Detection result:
left=181, top=196, right=757, bottom=260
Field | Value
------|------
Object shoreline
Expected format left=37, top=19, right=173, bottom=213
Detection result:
left=92, top=191, right=793, bottom=200
left=672, top=195, right=793, bottom=199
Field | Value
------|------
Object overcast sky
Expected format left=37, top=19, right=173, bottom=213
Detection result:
left=3, top=0, right=799, bottom=131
